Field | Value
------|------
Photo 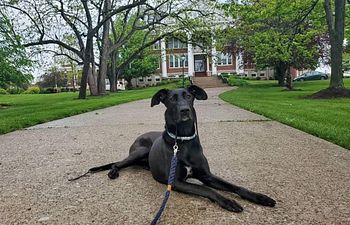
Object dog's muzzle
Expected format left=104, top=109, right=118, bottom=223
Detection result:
left=179, top=107, right=191, bottom=122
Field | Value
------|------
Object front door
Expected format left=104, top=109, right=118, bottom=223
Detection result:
left=194, top=55, right=207, bottom=77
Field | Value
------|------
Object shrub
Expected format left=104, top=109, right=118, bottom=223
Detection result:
left=39, top=87, right=61, bottom=94
left=23, top=86, right=40, bottom=94
left=220, top=73, right=230, bottom=78
left=0, top=88, right=9, bottom=95
left=7, top=88, right=24, bottom=94
left=256, top=76, right=261, bottom=80
left=155, top=79, right=178, bottom=86
left=227, top=77, right=249, bottom=87
left=176, top=78, right=192, bottom=87
left=60, top=87, right=69, bottom=92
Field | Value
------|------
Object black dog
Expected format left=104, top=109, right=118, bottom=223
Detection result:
left=88, top=85, right=275, bottom=212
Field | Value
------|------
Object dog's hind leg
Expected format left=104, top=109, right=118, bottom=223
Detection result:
left=107, top=146, right=150, bottom=179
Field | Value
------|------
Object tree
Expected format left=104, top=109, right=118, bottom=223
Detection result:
left=0, top=0, right=149, bottom=98
left=36, top=64, right=82, bottom=90
left=0, top=10, right=32, bottom=89
left=343, top=52, right=350, bottom=72
left=1, top=0, right=215, bottom=98
left=346, top=3, right=350, bottom=42
left=307, top=0, right=350, bottom=98
left=37, top=67, right=66, bottom=89
left=98, top=1, right=216, bottom=93
left=223, top=0, right=326, bottom=89
left=120, top=41, right=159, bottom=88
left=324, top=0, right=346, bottom=88
left=105, top=13, right=174, bottom=91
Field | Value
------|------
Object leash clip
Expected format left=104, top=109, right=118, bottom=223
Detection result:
left=173, top=143, right=178, bottom=155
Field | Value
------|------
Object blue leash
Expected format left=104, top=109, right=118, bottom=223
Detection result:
left=150, top=143, right=179, bottom=225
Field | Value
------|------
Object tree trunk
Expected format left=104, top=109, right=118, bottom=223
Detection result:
left=115, top=69, right=122, bottom=90
left=97, top=0, right=111, bottom=95
left=109, top=52, right=117, bottom=92
left=125, top=77, right=132, bottom=89
left=324, top=0, right=345, bottom=89
left=87, top=65, right=98, bottom=95
left=78, top=37, right=94, bottom=99
left=275, top=61, right=288, bottom=86
left=79, top=62, right=91, bottom=99
left=286, top=65, right=293, bottom=90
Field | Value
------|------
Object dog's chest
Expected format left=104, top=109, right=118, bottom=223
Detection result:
left=185, top=166, right=193, bottom=178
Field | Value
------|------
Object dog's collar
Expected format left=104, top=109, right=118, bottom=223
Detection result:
left=166, top=130, right=196, bottom=141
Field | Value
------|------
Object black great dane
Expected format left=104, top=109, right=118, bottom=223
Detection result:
left=87, top=85, right=276, bottom=212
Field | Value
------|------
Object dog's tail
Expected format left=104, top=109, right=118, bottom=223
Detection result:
left=68, top=162, right=115, bottom=181
left=89, top=163, right=115, bottom=172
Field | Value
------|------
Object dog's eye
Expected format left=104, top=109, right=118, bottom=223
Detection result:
left=169, top=95, right=177, bottom=102
left=185, top=94, right=192, bottom=100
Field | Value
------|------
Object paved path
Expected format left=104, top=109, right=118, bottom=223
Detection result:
left=1, top=87, right=349, bottom=225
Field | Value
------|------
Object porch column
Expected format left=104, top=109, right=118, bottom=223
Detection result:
left=206, top=55, right=210, bottom=76
left=211, top=39, right=217, bottom=76
left=236, top=52, right=244, bottom=74
left=161, top=38, right=167, bottom=78
left=187, top=32, right=194, bottom=77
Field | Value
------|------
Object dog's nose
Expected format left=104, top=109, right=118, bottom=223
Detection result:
left=180, top=108, right=190, bottom=114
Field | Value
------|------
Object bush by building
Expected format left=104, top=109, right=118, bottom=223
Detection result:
left=0, top=88, right=9, bottom=95
left=23, top=86, right=40, bottom=94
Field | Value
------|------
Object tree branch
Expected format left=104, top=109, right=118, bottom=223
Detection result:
left=38, top=49, right=83, bottom=65
left=0, top=3, right=44, bottom=39
left=23, top=40, right=82, bottom=58
left=56, top=0, right=85, bottom=51
left=324, top=0, right=334, bottom=35
left=117, top=29, right=180, bottom=71
left=291, top=0, right=319, bottom=29
left=90, top=0, right=147, bottom=36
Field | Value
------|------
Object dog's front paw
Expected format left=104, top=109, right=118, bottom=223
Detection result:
left=252, top=193, right=276, bottom=207
left=108, top=168, right=119, bottom=179
left=218, top=197, right=243, bottom=213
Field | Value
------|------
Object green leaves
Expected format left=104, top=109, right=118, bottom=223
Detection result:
left=0, top=11, right=32, bottom=89
left=114, top=16, right=158, bottom=81
left=223, top=0, right=326, bottom=70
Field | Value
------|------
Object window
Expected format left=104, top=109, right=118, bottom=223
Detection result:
left=251, top=74, right=256, bottom=77
left=139, top=78, right=144, bottom=82
left=153, top=41, right=160, bottom=49
left=169, top=55, right=188, bottom=68
left=260, top=73, right=265, bottom=77
left=167, top=38, right=186, bottom=49
left=217, top=53, right=232, bottom=65
left=147, top=78, right=152, bottom=82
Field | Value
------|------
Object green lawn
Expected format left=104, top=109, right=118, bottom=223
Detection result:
left=0, top=84, right=175, bottom=134
left=220, top=79, right=350, bottom=150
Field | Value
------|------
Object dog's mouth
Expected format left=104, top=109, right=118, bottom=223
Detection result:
left=180, top=114, right=191, bottom=122
left=179, top=111, right=192, bottom=122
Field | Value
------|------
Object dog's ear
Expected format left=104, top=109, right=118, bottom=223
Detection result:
left=151, top=89, right=168, bottom=107
left=188, top=85, right=208, bottom=100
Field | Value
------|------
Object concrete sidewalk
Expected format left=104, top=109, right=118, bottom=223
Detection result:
left=0, top=87, right=349, bottom=225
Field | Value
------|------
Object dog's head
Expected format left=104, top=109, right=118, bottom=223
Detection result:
left=151, top=85, right=207, bottom=124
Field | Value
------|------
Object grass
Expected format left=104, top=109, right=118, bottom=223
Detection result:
left=0, top=84, right=176, bottom=134
left=220, top=79, right=350, bottom=150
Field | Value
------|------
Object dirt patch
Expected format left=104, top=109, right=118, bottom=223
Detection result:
left=0, top=103, right=11, bottom=109
left=281, top=88, right=303, bottom=92
left=305, top=87, right=350, bottom=99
